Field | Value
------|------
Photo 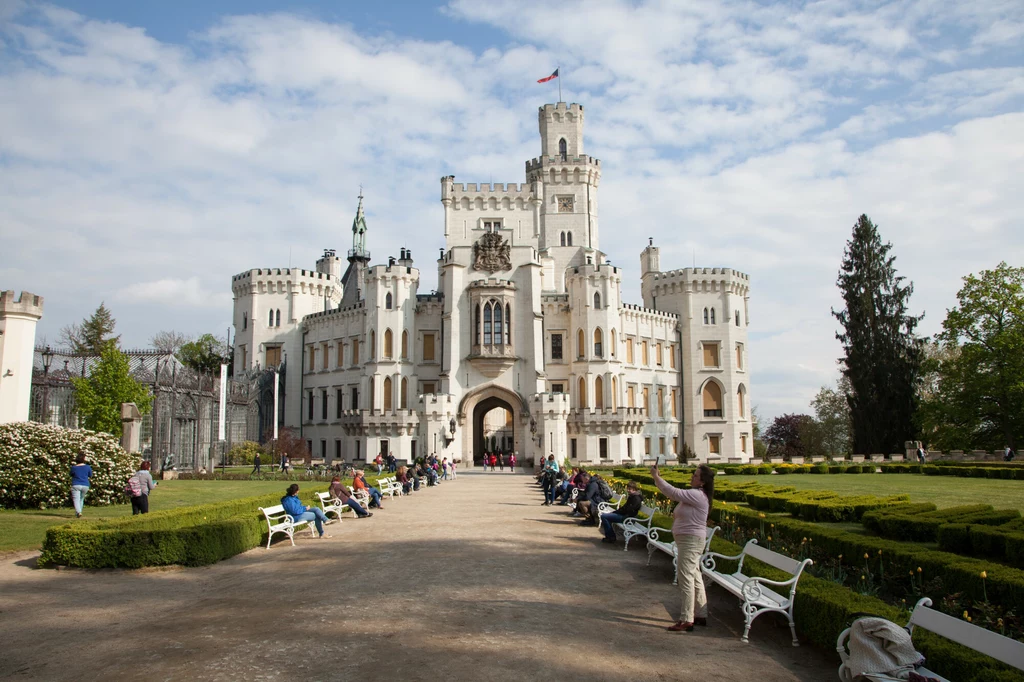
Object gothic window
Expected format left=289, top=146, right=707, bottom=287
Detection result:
left=484, top=304, right=492, bottom=345
left=578, top=376, right=587, bottom=409
left=560, top=231, right=566, bottom=246
left=383, top=377, right=393, bottom=412
left=494, top=302, right=503, bottom=345
left=737, top=384, right=747, bottom=418
left=401, top=330, right=408, bottom=359
left=383, top=329, right=393, bottom=359
left=559, top=138, right=567, bottom=160
left=566, top=232, right=573, bottom=246
left=505, top=303, right=511, bottom=344
left=370, top=330, right=376, bottom=360
left=610, top=329, right=616, bottom=356
left=401, top=377, right=408, bottom=409
left=595, top=376, right=604, bottom=410
left=703, top=381, right=723, bottom=418
left=269, top=310, right=274, bottom=327
left=594, top=293, right=601, bottom=309
left=475, top=304, right=481, bottom=345
left=551, top=333, right=563, bottom=360
left=735, top=310, right=741, bottom=326
left=710, top=308, right=716, bottom=324
left=242, top=312, right=247, bottom=330
left=703, top=308, right=709, bottom=324
left=577, top=328, right=585, bottom=359
left=386, top=292, right=393, bottom=309
left=276, top=309, right=281, bottom=327
left=594, top=328, right=603, bottom=358
left=611, top=376, right=617, bottom=409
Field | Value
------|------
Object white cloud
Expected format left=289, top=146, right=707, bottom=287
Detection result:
left=119, top=278, right=231, bottom=310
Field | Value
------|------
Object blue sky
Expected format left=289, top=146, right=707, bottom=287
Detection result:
left=1, top=0, right=1022, bottom=420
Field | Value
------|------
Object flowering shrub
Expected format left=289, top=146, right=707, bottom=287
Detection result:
left=0, top=422, right=138, bottom=509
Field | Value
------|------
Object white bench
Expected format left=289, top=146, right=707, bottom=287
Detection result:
left=616, top=504, right=657, bottom=551
left=646, top=525, right=719, bottom=584
left=315, top=492, right=353, bottom=522
left=378, top=476, right=403, bottom=497
left=836, top=597, right=1024, bottom=681
left=700, top=539, right=812, bottom=645
left=259, top=504, right=316, bottom=549
left=596, top=493, right=624, bottom=518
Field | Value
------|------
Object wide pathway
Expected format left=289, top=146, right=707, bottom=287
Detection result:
left=0, top=471, right=836, bottom=681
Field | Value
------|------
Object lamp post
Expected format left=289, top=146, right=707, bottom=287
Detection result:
left=41, top=346, right=54, bottom=424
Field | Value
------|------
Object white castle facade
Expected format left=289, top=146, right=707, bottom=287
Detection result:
left=231, top=102, right=753, bottom=466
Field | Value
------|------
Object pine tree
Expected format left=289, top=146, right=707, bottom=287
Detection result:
left=832, top=215, right=924, bottom=454
left=61, top=303, right=120, bottom=354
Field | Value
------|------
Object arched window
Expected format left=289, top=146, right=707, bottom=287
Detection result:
left=611, top=376, right=618, bottom=409
left=702, top=381, right=723, bottom=418
left=577, top=328, right=585, bottom=359
left=383, top=377, right=393, bottom=412
left=269, top=310, right=274, bottom=327
left=560, top=231, right=566, bottom=246
left=610, top=329, right=616, bottom=356
left=566, top=232, right=573, bottom=246
left=401, top=330, right=408, bottom=359
left=594, top=328, right=603, bottom=358
left=494, top=302, right=503, bottom=346
left=703, top=308, right=709, bottom=324
left=370, top=330, right=376, bottom=360
left=505, top=303, right=511, bottom=344
left=737, top=384, right=746, bottom=418
left=386, top=292, right=393, bottom=310
left=578, top=376, right=587, bottom=409
left=383, top=329, right=393, bottom=359
left=594, top=293, right=601, bottom=309
left=243, top=312, right=247, bottom=330
left=735, top=310, right=741, bottom=326
left=400, top=377, right=408, bottom=409
left=276, top=309, right=281, bottom=327
left=595, top=376, right=604, bottom=410
left=559, top=138, right=567, bottom=160
left=475, top=304, right=481, bottom=344
left=710, top=308, right=716, bottom=324
left=483, top=304, right=492, bottom=345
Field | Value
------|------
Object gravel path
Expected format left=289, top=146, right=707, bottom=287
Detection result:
left=0, top=470, right=837, bottom=681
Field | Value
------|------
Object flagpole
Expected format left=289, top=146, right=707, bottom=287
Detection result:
left=558, top=65, right=562, bottom=102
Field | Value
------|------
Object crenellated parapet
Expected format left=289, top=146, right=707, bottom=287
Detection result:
left=231, top=268, right=340, bottom=298
left=620, top=303, right=679, bottom=322
left=646, top=267, right=751, bottom=298
left=0, top=290, right=44, bottom=319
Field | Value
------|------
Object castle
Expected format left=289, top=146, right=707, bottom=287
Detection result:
left=231, top=102, right=752, bottom=465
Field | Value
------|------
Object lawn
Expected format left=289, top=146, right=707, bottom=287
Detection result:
left=0, top=479, right=340, bottom=554
left=719, top=473, right=1024, bottom=513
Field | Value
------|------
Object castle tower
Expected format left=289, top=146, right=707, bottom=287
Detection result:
left=340, top=193, right=372, bottom=309
left=316, top=249, right=342, bottom=280
left=0, top=290, right=44, bottom=424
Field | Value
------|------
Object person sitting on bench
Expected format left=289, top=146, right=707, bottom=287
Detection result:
left=281, top=484, right=331, bottom=538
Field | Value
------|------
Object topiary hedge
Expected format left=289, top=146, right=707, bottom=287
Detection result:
left=0, top=421, right=138, bottom=509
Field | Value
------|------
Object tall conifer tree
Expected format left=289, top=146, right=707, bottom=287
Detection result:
left=832, top=215, right=924, bottom=454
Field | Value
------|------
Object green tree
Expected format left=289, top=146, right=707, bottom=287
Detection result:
left=71, top=344, right=152, bottom=437
left=811, top=375, right=852, bottom=457
left=833, top=215, right=924, bottom=454
left=177, top=333, right=228, bottom=374
left=923, top=263, right=1024, bottom=450
left=60, top=303, right=120, bottom=354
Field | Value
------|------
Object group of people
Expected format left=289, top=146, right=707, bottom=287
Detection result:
left=481, top=451, right=515, bottom=472
left=281, top=469, right=387, bottom=538
left=537, top=454, right=718, bottom=633
left=373, top=452, right=401, bottom=474
left=70, top=453, right=157, bottom=518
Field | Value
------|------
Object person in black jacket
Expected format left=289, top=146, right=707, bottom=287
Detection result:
left=575, top=473, right=605, bottom=525
left=600, top=481, right=642, bottom=542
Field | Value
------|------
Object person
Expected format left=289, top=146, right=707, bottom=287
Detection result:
left=600, top=481, right=642, bottom=543
left=352, top=470, right=385, bottom=509
left=128, top=461, right=157, bottom=515
left=915, top=446, right=926, bottom=465
left=252, top=451, right=262, bottom=475
left=651, top=463, right=714, bottom=632
left=541, top=455, right=560, bottom=505
left=441, top=457, right=449, bottom=481
left=281, top=484, right=331, bottom=538
left=575, top=472, right=607, bottom=524
left=396, top=466, right=412, bottom=495
left=328, top=476, right=372, bottom=518
left=70, top=452, right=92, bottom=518
left=1004, top=445, right=1016, bottom=462
left=489, top=453, right=497, bottom=472
left=509, top=452, right=516, bottom=473
left=498, top=453, right=505, bottom=471
left=374, top=453, right=384, bottom=475
left=451, top=459, right=458, bottom=480
left=281, top=454, right=290, bottom=473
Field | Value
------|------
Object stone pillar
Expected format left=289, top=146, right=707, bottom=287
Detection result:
left=121, top=402, right=143, bottom=454
left=0, top=291, right=44, bottom=424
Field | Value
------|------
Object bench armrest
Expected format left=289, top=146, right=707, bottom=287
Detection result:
left=283, top=514, right=296, bottom=524
left=647, top=527, right=670, bottom=543
left=700, top=550, right=743, bottom=573
left=738, top=574, right=799, bottom=601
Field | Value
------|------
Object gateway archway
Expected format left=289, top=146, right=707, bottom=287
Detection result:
left=457, top=385, right=528, bottom=467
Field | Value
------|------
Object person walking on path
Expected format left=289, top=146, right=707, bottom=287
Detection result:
left=128, top=461, right=157, bottom=515
left=69, top=452, right=92, bottom=518
left=498, top=453, right=504, bottom=471
left=651, top=463, right=714, bottom=632
left=451, top=459, right=458, bottom=480
left=252, top=451, right=262, bottom=475
left=281, top=484, right=331, bottom=538
left=509, top=452, right=516, bottom=473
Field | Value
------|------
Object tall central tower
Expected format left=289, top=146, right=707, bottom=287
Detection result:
left=526, top=103, right=602, bottom=257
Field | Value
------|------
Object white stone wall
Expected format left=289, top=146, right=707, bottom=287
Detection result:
left=0, top=290, right=44, bottom=424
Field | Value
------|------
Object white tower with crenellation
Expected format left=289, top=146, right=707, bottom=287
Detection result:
left=0, top=290, right=45, bottom=424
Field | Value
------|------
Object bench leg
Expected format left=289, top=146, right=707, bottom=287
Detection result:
left=672, top=555, right=679, bottom=586
left=788, top=609, right=799, bottom=647
left=646, top=546, right=655, bottom=567
left=741, top=603, right=756, bottom=643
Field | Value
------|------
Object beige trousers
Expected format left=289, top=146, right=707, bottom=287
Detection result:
left=674, top=533, right=708, bottom=623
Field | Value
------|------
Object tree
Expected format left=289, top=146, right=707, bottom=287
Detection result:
left=833, top=215, right=924, bottom=454
left=177, top=333, right=228, bottom=374
left=71, top=344, right=152, bottom=437
left=923, top=263, right=1024, bottom=450
left=151, top=330, right=191, bottom=354
left=811, top=375, right=852, bottom=457
left=764, top=413, right=809, bottom=460
left=750, top=405, right=768, bottom=459
left=61, top=303, right=120, bottom=354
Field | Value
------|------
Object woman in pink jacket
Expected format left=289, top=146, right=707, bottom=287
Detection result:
left=651, top=463, right=715, bottom=632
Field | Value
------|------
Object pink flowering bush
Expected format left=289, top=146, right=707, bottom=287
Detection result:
left=0, top=422, right=137, bottom=509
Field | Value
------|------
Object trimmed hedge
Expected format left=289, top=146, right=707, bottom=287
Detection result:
left=862, top=504, right=1020, bottom=543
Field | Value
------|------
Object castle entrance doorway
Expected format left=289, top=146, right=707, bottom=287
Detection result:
left=472, top=397, right=514, bottom=467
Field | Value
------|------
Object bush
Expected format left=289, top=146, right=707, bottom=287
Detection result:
left=0, top=421, right=138, bottom=509
left=226, top=441, right=266, bottom=466
left=829, top=465, right=844, bottom=474
left=810, top=463, right=829, bottom=474
left=758, top=464, right=774, bottom=475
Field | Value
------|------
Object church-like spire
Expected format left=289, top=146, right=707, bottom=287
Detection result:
left=349, top=189, right=369, bottom=260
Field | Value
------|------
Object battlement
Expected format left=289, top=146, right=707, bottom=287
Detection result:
left=231, top=268, right=337, bottom=283
left=366, top=263, right=420, bottom=280
left=416, top=293, right=444, bottom=303
left=654, top=267, right=750, bottom=282
left=468, top=278, right=517, bottom=290
left=525, top=155, right=600, bottom=172
left=0, top=290, right=44, bottom=318
left=620, top=303, right=679, bottom=321
left=538, top=102, right=584, bottom=118
left=646, top=267, right=751, bottom=298
left=451, top=182, right=532, bottom=196
left=567, top=263, right=620, bottom=280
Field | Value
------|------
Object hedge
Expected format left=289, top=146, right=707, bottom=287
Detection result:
left=862, top=504, right=1020, bottom=543
left=938, top=523, right=1024, bottom=569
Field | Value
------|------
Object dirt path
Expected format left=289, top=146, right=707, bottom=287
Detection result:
left=0, top=471, right=837, bottom=681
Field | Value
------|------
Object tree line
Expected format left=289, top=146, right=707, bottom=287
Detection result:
left=758, top=215, right=1022, bottom=459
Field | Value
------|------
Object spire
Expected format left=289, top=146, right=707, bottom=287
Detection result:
left=349, top=189, right=369, bottom=260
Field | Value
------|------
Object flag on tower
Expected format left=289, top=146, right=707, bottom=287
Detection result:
left=537, top=68, right=559, bottom=83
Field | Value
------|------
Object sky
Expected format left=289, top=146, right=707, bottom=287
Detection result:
left=1, top=0, right=1022, bottom=422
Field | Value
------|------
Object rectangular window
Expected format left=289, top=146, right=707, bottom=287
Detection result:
left=599, top=438, right=608, bottom=460
left=642, top=340, right=649, bottom=366
left=671, top=389, right=678, bottom=418
left=352, top=339, right=360, bottom=366
left=306, top=440, right=312, bottom=458
left=336, top=389, right=343, bottom=418
left=423, top=333, right=436, bottom=362
left=551, top=333, right=563, bottom=360
left=321, top=343, right=329, bottom=369
left=355, top=440, right=360, bottom=461
left=421, top=381, right=436, bottom=395
left=482, top=219, right=502, bottom=231
left=627, top=438, right=633, bottom=459
left=320, top=439, right=326, bottom=459
left=703, top=343, right=720, bottom=368
left=626, top=338, right=634, bottom=364
left=411, top=440, right=417, bottom=461
left=657, top=387, right=665, bottom=417
left=321, top=389, right=328, bottom=420
left=551, top=383, right=564, bottom=394
left=673, top=437, right=679, bottom=454
left=240, top=345, right=247, bottom=370
left=659, top=437, right=666, bottom=454
left=709, top=435, right=721, bottom=455
left=337, top=343, right=344, bottom=367
left=736, top=343, right=744, bottom=370
left=307, top=391, right=314, bottom=421
left=351, top=387, right=359, bottom=410
left=308, top=346, right=316, bottom=372
left=266, top=346, right=281, bottom=367
left=740, top=434, right=748, bottom=453
left=669, top=344, right=676, bottom=369
left=655, top=342, right=662, bottom=366
left=644, top=437, right=651, bottom=455
left=570, top=438, right=577, bottom=459
left=627, top=385, right=635, bottom=408
left=643, top=386, right=650, bottom=415
left=335, top=439, right=341, bottom=461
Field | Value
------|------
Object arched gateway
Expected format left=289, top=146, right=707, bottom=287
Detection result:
left=457, top=385, right=528, bottom=466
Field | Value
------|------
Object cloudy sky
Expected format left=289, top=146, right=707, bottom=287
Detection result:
left=2, top=0, right=1022, bottom=420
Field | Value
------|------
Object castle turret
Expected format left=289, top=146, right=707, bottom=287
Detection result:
left=340, top=194, right=372, bottom=309
left=316, top=249, right=342, bottom=280
left=0, top=290, right=44, bottom=424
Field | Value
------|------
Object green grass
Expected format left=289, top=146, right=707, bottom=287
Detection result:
left=0, top=479, right=342, bottom=553
left=721, top=473, right=1024, bottom=513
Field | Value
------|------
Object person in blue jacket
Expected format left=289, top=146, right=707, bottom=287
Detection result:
left=281, top=484, right=331, bottom=538
left=70, top=452, right=92, bottom=518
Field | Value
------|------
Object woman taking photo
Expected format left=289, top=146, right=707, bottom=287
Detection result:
left=650, top=463, right=714, bottom=632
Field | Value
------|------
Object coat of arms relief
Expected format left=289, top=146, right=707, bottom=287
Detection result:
left=473, top=232, right=512, bottom=273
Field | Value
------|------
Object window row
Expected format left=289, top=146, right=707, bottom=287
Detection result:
left=306, top=332, right=438, bottom=371
left=305, top=378, right=441, bottom=419
left=703, top=307, right=744, bottom=327
left=474, top=300, right=512, bottom=348
left=706, top=433, right=751, bottom=456
left=700, top=342, right=745, bottom=371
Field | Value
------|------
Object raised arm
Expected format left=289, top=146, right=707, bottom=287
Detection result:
left=650, top=466, right=704, bottom=505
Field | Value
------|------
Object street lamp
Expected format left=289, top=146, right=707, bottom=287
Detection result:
left=41, top=346, right=54, bottom=424
left=449, top=417, right=456, bottom=437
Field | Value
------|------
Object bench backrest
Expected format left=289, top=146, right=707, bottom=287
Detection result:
left=743, top=540, right=809, bottom=576
left=315, top=492, right=332, bottom=503
left=704, top=525, right=719, bottom=551
left=910, top=599, right=1024, bottom=670
left=260, top=504, right=286, bottom=519
left=638, top=505, right=656, bottom=524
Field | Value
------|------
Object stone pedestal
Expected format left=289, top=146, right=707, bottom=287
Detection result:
left=120, top=402, right=142, bottom=454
